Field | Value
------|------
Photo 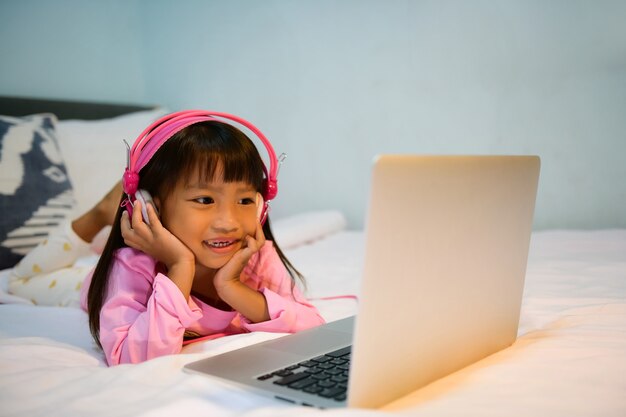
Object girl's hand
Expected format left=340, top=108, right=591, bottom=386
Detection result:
left=120, top=200, right=195, bottom=271
left=213, top=220, right=266, bottom=293
left=211, top=221, right=269, bottom=323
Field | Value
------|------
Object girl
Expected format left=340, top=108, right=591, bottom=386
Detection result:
left=81, top=110, right=325, bottom=365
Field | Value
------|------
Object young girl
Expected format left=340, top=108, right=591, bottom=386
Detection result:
left=81, top=110, right=325, bottom=365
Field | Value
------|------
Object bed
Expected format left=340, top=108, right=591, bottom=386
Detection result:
left=1, top=97, right=625, bottom=417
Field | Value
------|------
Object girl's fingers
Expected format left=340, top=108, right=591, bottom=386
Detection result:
left=214, top=227, right=266, bottom=289
left=255, top=222, right=266, bottom=248
left=122, top=201, right=155, bottom=247
left=132, top=200, right=144, bottom=228
left=121, top=210, right=142, bottom=248
left=244, top=235, right=256, bottom=253
left=146, top=202, right=161, bottom=228
left=120, top=210, right=132, bottom=236
left=244, top=226, right=265, bottom=254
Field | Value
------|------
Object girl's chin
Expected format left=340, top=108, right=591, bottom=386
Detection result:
left=195, top=255, right=236, bottom=272
left=194, top=242, right=241, bottom=265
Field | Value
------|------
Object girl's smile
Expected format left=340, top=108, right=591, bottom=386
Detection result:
left=204, top=238, right=239, bottom=250
left=202, top=238, right=243, bottom=258
left=155, top=170, right=259, bottom=274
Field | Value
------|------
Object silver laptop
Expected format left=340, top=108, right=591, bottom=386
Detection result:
left=184, top=155, right=540, bottom=409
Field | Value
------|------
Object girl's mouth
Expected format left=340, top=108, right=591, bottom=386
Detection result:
left=204, top=239, right=238, bottom=250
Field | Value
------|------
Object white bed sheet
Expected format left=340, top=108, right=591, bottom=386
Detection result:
left=1, top=229, right=625, bottom=417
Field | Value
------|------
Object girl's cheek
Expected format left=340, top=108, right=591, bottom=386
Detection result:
left=245, top=214, right=258, bottom=234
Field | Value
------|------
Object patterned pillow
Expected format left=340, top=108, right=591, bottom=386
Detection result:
left=0, top=114, right=75, bottom=270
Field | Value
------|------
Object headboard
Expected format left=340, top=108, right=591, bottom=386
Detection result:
left=0, top=95, right=157, bottom=120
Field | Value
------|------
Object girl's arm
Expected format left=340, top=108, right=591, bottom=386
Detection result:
left=211, top=224, right=324, bottom=330
left=97, top=250, right=205, bottom=365
left=217, top=280, right=270, bottom=323
left=236, top=242, right=326, bottom=333
left=213, top=222, right=271, bottom=323
left=243, top=285, right=326, bottom=333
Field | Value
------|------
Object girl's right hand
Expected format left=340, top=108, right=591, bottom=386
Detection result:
left=120, top=200, right=195, bottom=272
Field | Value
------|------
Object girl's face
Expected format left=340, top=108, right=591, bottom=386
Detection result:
left=155, top=167, right=260, bottom=274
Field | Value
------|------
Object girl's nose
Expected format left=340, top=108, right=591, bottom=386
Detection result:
left=211, top=204, right=239, bottom=232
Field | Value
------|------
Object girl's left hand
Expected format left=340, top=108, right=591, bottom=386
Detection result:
left=213, top=221, right=266, bottom=293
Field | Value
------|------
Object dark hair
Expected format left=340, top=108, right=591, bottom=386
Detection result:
left=87, top=121, right=303, bottom=348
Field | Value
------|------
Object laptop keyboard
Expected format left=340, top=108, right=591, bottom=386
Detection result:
left=256, top=345, right=352, bottom=402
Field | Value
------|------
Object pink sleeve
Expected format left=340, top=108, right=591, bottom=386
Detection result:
left=98, top=249, right=202, bottom=365
left=239, top=243, right=326, bottom=333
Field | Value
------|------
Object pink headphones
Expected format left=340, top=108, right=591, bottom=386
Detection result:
left=122, top=110, right=279, bottom=224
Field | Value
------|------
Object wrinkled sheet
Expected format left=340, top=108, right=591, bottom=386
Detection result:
left=1, top=229, right=625, bottom=417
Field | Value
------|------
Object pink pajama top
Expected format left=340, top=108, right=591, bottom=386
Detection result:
left=80, top=241, right=325, bottom=365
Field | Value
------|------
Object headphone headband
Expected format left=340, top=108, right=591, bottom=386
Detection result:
left=122, top=110, right=279, bottom=222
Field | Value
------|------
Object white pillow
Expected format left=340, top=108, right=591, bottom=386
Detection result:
left=56, top=108, right=168, bottom=215
left=272, top=210, right=347, bottom=249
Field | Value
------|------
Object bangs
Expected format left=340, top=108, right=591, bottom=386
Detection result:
left=190, top=147, right=263, bottom=188
left=140, top=121, right=266, bottom=198
left=185, top=122, right=264, bottom=187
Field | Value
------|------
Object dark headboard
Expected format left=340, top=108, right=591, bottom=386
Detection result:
left=0, top=95, right=158, bottom=120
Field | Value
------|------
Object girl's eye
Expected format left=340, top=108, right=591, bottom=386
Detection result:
left=239, top=198, right=255, bottom=205
left=195, top=197, right=214, bottom=205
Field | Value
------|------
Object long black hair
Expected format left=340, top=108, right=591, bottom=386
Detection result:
left=87, top=121, right=303, bottom=348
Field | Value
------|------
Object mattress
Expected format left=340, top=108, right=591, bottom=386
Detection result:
left=1, top=227, right=625, bottom=417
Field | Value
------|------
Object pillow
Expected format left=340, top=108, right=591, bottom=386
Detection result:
left=0, top=114, right=75, bottom=270
left=272, top=210, right=347, bottom=249
left=56, top=108, right=168, bottom=214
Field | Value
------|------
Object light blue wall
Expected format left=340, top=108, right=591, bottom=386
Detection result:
left=1, top=0, right=625, bottom=229
left=0, top=0, right=146, bottom=102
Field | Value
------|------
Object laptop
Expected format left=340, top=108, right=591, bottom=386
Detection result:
left=184, top=155, right=541, bottom=409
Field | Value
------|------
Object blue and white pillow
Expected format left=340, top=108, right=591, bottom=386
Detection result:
left=0, top=114, right=75, bottom=270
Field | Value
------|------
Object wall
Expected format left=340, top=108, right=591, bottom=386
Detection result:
left=1, top=0, right=625, bottom=229
left=0, top=0, right=146, bottom=103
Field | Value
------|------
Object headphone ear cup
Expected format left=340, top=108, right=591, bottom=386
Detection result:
left=135, top=189, right=158, bottom=224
